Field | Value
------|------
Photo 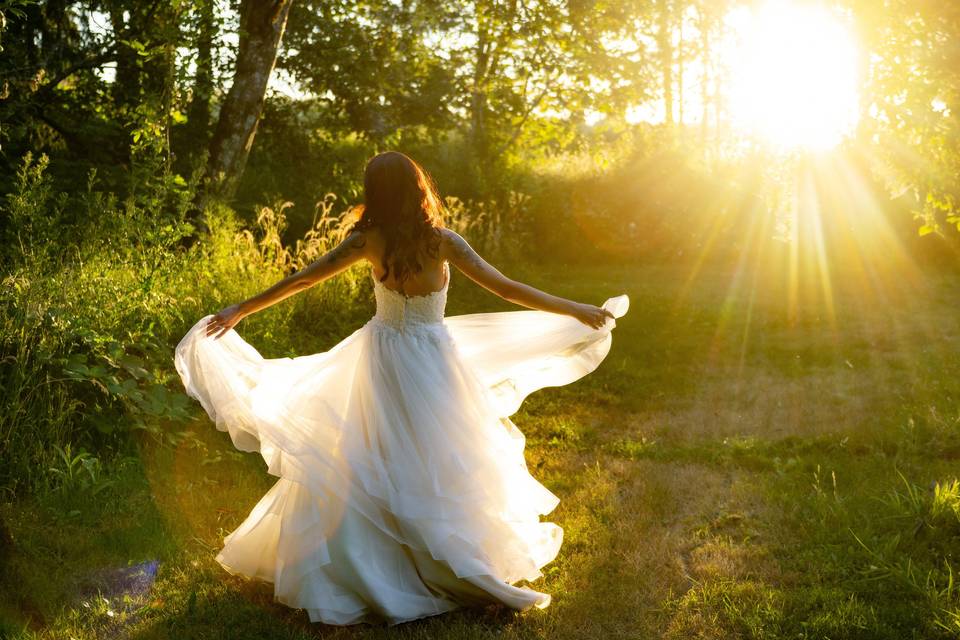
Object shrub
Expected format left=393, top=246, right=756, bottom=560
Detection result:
left=1, top=151, right=421, bottom=497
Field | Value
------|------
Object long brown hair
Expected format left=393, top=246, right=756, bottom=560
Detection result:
left=347, top=151, right=446, bottom=286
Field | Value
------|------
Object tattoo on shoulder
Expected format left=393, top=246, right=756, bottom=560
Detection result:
left=449, top=232, right=485, bottom=270
left=345, top=231, right=367, bottom=252
left=326, top=231, right=367, bottom=265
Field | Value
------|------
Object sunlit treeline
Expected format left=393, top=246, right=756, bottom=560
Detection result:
left=0, top=0, right=958, bottom=247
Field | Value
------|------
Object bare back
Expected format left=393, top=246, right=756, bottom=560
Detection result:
left=365, top=227, right=448, bottom=297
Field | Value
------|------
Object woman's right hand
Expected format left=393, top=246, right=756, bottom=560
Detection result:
left=206, top=303, right=248, bottom=340
left=568, top=302, right=615, bottom=329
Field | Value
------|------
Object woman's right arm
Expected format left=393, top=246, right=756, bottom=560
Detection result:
left=207, top=230, right=368, bottom=338
left=442, top=228, right=613, bottom=329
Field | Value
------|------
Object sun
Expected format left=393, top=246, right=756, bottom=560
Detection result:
left=726, top=1, right=861, bottom=151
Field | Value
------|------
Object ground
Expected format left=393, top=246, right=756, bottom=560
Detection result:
left=3, top=257, right=959, bottom=639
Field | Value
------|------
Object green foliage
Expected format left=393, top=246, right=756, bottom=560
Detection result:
left=1, top=1, right=959, bottom=634
left=854, top=0, right=960, bottom=235
left=0, top=147, right=201, bottom=493
left=1, top=151, right=67, bottom=270
left=0, top=0, right=958, bottom=245
left=0, top=257, right=958, bottom=636
left=0, top=145, right=399, bottom=496
left=45, top=443, right=116, bottom=501
left=931, top=479, right=960, bottom=528
left=848, top=469, right=960, bottom=636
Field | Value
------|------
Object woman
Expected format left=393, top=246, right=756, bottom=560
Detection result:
left=174, top=151, right=629, bottom=626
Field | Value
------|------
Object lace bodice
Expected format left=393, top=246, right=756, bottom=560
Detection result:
left=370, top=261, right=450, bottom=332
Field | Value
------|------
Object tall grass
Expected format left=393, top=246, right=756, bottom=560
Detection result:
left=0, top=151, right=502, bottom=499
left=0, top=154, right=376, bottom=494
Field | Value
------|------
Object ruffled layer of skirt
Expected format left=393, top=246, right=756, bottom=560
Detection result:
left=173, top=295, right=629, bottom=625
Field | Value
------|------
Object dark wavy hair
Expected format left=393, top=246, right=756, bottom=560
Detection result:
left=346, top=151, right=446, bottom=286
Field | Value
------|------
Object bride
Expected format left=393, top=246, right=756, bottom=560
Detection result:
left=174, top=150, right=629, bottom=626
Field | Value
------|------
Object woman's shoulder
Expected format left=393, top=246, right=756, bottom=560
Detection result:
left=436, top=226, right=461, bottom=247
left=347, top=224, right=381, bottom=252
left=437, top=227, right=473, bottom=260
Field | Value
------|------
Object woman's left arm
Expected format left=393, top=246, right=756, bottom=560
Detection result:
left=206, top=230, right=369, bottom=339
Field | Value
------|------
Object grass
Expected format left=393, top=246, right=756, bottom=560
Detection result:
left=2, top=255, right=960, bottom=639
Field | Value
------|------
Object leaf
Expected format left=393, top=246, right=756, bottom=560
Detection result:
left=92, top=416, right=117, bottom=434
left=65, top=363, right=89, bottom=377
left=65, top=353, right=88, bottom=369
left=919, top=225, right=935, bottom=236
left=119, top=355, right=150, bottom=380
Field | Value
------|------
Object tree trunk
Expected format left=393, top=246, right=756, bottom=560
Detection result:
left=469, top=4, right=491, bottom=193
left=187, top=0, right=216, bottom=144
left=657, top=0, right=674, bottom=126
left=677, top=4, right=684, bottom=125
left=107, top=1, right=177, bottom=149
left=107, top=7, right=134, bottom=108
left=699, top=2, right=710, bottom=154
left=203, top=0, right=294, bottom=203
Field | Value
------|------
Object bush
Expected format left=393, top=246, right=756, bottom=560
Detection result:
left=1, top=149, right=433, bottom=497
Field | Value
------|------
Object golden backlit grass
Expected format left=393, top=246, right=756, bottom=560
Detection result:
left=3, top=254, right=959, bottom=639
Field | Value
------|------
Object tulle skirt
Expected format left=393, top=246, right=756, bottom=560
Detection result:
left=173, top=295, right=629, bottom=625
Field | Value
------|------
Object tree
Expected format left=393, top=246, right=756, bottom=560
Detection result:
left=851, top=0, right=960, bottom=234
left=279, top=0, right=655, bottom=195
left=657, top=0, right=674, bottom=126
left=185, top=0, right=218, bottom=147
left=281, top=0, right=459, bottom=143
left=203, top=0, right=295, bottom=203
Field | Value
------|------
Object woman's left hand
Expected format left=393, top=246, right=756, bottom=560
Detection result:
left=568, top=301, right=615, bottom=330
left=206, top=304, right=247, bottom=340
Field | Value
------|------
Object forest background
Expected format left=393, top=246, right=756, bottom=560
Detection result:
left=2, top=1, right=960, bottom=637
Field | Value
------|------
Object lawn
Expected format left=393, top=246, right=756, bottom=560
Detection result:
left=3, top=256, right=959, bottom=639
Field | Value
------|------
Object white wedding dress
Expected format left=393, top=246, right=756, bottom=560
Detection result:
left=174, top=260, right=629, bottom=625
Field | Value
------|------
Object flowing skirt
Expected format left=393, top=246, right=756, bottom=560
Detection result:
left=173, top=295, right=629, bottom=625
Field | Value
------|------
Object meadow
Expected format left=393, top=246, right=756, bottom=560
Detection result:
left=3, top=242, right=958, bottom=639
left=4, top=0, right=960, bottom=637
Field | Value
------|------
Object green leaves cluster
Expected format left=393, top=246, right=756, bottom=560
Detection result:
left=45, top=443, right=115, bottom=501
left=0, top=141, right=390, bottom=498
left=281, top=1, right=652, bottom=167
left=853, top=0, right=960, bottom=235
left=0, top=148, right=202, bottom=494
